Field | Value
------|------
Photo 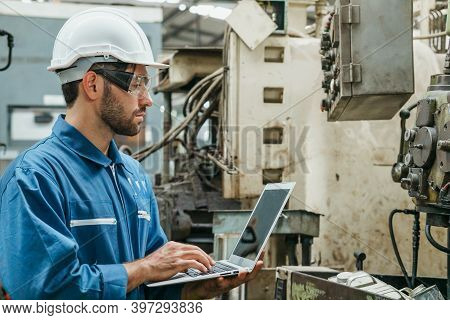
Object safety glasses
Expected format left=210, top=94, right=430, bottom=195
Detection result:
left=93, top=69, right=151, bottom=98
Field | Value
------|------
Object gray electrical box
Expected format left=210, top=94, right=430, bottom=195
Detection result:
left=321, top=0, right=414, bottom=121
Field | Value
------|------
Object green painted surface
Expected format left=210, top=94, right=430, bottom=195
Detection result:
left=291, top=281, right=326, bottom=300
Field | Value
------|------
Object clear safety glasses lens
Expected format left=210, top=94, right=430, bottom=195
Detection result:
left=128, top=74, right=151, bottom=97
left=93, top=69, right=151, bottom=98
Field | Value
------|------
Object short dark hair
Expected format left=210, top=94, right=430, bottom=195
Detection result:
left=59, top=61, right=130, bottom=108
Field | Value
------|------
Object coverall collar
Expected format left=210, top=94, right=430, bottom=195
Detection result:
left=52, top=115, right=124, bottom=167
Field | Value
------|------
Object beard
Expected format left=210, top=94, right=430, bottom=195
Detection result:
left=100, top=82, right=145, bottom=136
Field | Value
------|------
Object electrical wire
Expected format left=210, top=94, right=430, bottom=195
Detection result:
left=411, top=211, right=420, bottom=288
left=425, top=225, right=450, bottom=254
left=183, top=68, right=224, bottom=116
left=0, top=30, right=14, bottom=72
left=389, top=209, right=413, bottom=288
left=195, top=169, right=219, bottom=191
left=188, top=92, right=220, bottom=149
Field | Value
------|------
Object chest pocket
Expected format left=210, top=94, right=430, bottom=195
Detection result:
left=69, top=200, right=119, bottom=264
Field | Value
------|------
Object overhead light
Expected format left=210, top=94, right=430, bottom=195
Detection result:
left=178, top=3, right=187, bottom=11
left=189, top=5, right=232, bottom=20
left=134, top=0, right=183, bottom=5
left=136, top=0, right=166, bottom=3
left=209, top=7, right=232, bottom=20
left=193, top=5, right=214, bottom=16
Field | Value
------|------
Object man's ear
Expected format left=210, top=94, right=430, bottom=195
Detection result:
left=81, top=71, right=103, bottom=101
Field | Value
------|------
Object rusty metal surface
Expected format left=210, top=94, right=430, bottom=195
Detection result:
left=212, top=209, right=321, bottom=236
left=279, top=270, right=388, bottom=300
left=275, top=267, right=448, bottom=300
left=290, top=272, right=387, bottom=300
left=246, top=266, right=448, bottom=300
left=245, top=268, right=277, bottom=300
left=246, top=266, right=338, bottom=300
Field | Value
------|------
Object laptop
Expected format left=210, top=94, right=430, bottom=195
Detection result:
left=146, top=182, right=296, bottom=287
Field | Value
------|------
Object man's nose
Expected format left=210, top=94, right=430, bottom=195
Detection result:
left=139, top=90, right=153, bottom=108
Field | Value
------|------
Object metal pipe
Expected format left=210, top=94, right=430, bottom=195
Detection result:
left=286, top=235, right=299, bottom=266
left=315, top=0, right=327, bottom=38
left=413, top=31, right=446, bottom=40
left=162, top=92, right=172, bottom=184
left=446, top=0, right=450, bottom=36
left=300, top=235, right=313, bottom=266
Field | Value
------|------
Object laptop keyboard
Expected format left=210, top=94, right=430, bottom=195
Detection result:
left=185, top=262, right=239, bottom=277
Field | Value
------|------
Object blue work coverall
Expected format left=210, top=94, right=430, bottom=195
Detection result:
left=0, top=116, right=181, bottom=299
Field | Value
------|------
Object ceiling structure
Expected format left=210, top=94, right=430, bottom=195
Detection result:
left=161, top=1, right=237, bottom=48
left=53, top=0, right=238, bottom=48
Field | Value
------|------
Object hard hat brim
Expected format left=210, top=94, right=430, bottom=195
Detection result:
left=48, top=59, right=169, bottom=72
left=146, top=62, right=169, bottom=69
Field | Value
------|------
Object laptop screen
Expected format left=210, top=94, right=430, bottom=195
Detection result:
left=231, top=188, right=290, bottom=259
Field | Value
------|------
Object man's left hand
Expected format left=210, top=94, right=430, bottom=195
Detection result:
left=181, top=253, right=264, bottom=300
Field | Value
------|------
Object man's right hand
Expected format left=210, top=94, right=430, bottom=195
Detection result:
left=124, top=241, right=215, bottom=292
left=143, top=241, right=215, bottom=281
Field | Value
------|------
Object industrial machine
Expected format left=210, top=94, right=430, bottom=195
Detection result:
left=390, top=40, right=450, bottom=299
left=387, top=0, right=450, bottom=299
left=144, top=2, right=446, bottom=290
left=319, top=0, right=449, bottom=299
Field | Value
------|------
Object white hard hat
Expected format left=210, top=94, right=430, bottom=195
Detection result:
left=48, top=7, right=168, bottom=83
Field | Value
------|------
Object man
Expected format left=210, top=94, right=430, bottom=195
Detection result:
left=0, top=7, right=262, bottom=299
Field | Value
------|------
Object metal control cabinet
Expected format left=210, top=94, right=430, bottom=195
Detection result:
left=321, top=0, right=414, bottom=121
